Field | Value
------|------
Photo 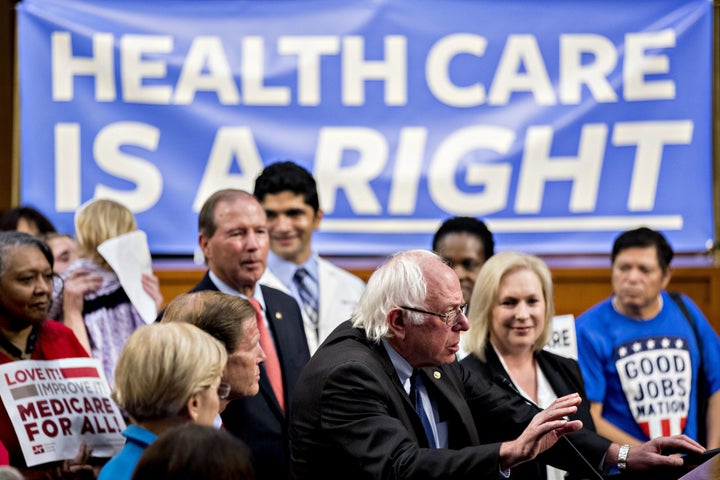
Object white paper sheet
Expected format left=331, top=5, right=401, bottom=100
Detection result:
left=97, top=230, right=157, bottom=324
left=544, top=314, right=578, bottom=360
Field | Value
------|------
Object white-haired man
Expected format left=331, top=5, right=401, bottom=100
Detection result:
left=289, top=249, right=704, bottom=479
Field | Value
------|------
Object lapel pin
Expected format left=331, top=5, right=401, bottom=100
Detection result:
left=275, top=312, right=282, bottom=320
left=433, top=371, right=441, bottom=379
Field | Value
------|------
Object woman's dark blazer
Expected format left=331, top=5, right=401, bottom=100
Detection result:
left=461, top=344, right=597, bottom=480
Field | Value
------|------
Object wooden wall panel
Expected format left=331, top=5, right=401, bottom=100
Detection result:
left=154, top=258, right=720, bottom=335
left=551, top=266, right=720, bottom=329
left=155, top=266, right=205, bottom=306
left=0, top=0, right=16, bottom=211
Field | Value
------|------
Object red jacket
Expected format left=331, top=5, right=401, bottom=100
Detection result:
left=0, top=320, right=89, bottom=469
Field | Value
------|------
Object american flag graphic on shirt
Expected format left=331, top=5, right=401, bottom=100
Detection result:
left=614, top=335, right=691, bottom=439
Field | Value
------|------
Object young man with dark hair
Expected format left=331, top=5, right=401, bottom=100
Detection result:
left=254, top=161, right=365, bottom=353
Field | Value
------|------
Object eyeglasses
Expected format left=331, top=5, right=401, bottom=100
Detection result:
left=399, top=303, right=468, bottom=327
left=217, top=382, right=231, bottom=400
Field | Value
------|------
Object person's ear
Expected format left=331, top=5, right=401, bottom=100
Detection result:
left=660, top=267, right=672, bottom=289
left=199, top=232, right=211, bottom=258
left=185, top=393, right=201, bottom=422
left=387, top=308, right=407, bottom=341
left=312, top=208, right=324, bottom=230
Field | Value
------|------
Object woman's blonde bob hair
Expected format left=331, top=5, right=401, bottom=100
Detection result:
left=462, top=251, right=555, bottom=361
left=112, top=322, right=227, bottom=422
left=74, top=198, right=137, bottom=269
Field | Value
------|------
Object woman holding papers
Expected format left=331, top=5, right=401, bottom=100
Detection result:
left=49, top=199, right=163, bottom=386
left=461, top=251, right=596, bottom=480
left=0, top=231, right=91, bottom=478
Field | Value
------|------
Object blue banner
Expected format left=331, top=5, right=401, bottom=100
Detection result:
left=17, top=0, right=713, bottom=255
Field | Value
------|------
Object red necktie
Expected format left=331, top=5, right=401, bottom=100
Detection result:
left=248, top=297, right=285, bottom=412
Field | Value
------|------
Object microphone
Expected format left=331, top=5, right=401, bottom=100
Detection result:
left=493, top=375, right=605, bottom=480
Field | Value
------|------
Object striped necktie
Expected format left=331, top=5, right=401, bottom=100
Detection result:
left=293, top=267, right=319, bottom=341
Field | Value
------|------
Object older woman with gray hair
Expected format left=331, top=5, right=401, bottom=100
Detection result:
left=0, top=231, right=92, bottom=480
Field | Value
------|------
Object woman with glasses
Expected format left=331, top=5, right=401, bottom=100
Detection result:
left=461, top=251, right=596, bottom=480
left=98, top=322, right=227, bottom=480
left=0, top=231, right=92, bottom=479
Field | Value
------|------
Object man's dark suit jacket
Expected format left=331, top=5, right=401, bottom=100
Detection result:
left=461, top=345, right=597, bottom=480
left=289, top=321, right=611, bottom=480
left=190, top=272, right=310, bottom=480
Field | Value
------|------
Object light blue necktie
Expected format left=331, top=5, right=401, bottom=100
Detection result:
left=293, top=267, right=319, bottom=340
left=410, top=369, right=436, bottom=448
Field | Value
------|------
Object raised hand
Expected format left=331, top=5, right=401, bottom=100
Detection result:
left=141, top=273, right=164, bottom=312
left=499, top=393, right=583, bottom=470
left=62, top=268, right=102, bottom=353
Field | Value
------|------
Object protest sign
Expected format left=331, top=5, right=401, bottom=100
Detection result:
left=0, top=358, right=125, bottom=467
left=545, top=314, right=578, bottom=360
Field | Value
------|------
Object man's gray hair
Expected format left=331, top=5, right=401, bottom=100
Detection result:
left=351, top=249, right=442, bottom=342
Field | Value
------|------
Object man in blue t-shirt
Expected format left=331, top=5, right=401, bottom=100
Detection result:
left=576, top=227, right=720, bottom=449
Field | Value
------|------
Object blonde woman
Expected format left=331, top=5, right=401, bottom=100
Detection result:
left=49, top=199, right=163, bottom=385
left=460, top=251, right=596, bottom=480
left=98, top=322, right=228, bottom=480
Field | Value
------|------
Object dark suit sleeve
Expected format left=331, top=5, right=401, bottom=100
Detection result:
left=261, top=286, right=310, bottom=405
left=534, top=354, right=611, bottom=475
left=459, top=356, right=611, bottom=476
left=316, top=361, right=505, bottom=479
left=458, top=360, right=537, bottom=442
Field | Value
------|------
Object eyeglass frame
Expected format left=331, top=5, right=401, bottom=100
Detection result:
left=398, top=303, right=468, bottom=327
left=217, top=382, right=231, bottom=400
